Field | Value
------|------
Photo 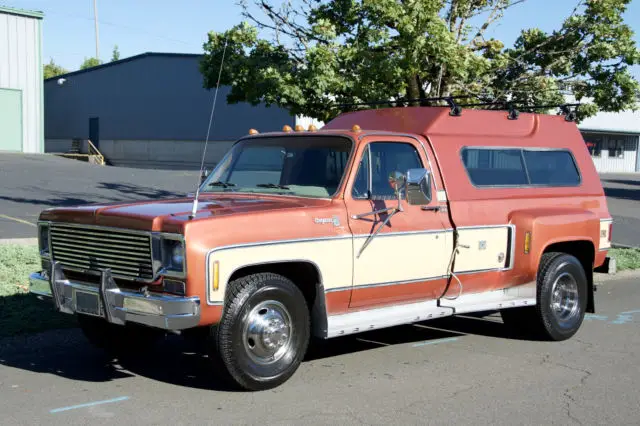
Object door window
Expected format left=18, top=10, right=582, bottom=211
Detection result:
left=352, top=142, right=424, bottom=200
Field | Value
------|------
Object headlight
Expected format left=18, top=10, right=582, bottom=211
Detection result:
left=38, top=224, right=50, bottom=257
left=161, top=237, right=186, bottom=276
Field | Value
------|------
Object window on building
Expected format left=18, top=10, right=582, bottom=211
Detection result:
left=461, top=148, right=581, bottom=187
left=608, top=139, right=624, bottom=158
left=352, top=142, right=423, bottom=200
left=584, top=137, right=602, bottom=157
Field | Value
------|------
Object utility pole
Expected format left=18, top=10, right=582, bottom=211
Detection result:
left=93, top=0, right=100, bottom=60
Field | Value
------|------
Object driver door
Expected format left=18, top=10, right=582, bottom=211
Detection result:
left=345, top=137, right=452, bottom=308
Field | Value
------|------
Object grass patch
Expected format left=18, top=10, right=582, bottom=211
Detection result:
left=0, top=244, right=75, bottom=338
left=609, top=248, right=640, bottom=271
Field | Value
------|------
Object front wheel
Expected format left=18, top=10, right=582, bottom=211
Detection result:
left=501, top=252, right=588, bottom=341
left=211, top=273, right=310, bottom=391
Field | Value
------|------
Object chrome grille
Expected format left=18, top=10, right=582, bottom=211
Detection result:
left=50, top=224, right=154, bottom=280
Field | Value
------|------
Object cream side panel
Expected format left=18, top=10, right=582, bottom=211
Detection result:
left=599, top=220, right=612, bottom=250
left=353, top=232, right=452, bottom=286
left=207, top=238, right=353, bottom=303
left=454, top=228, right=509, bottom=272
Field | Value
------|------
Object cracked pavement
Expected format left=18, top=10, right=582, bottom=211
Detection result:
left=1, top=274, right=639, bottom=425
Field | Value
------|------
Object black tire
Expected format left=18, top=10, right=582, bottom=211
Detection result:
left=211, top=272, right=310, bottom=391
left=501, top=252, right=588, bottom=341
left=77, top=314, right=162, bottom=356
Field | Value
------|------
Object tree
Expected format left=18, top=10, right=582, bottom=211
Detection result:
left=111, top=45, right=121, bottom=62
left=43, top=59, right=67, bottom=79
left=80, top=57, right=103, bottom=70
left=200, top=0, right=640, bottom=122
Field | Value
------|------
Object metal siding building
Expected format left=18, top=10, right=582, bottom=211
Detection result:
left=45, top=53, right=296, bottom=169
left=578, top=109, right=640, bottom=173
left=0, top=6, right=44, bottom=153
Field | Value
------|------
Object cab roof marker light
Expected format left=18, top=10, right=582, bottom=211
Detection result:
left=249, top=128, right=259, bottom=135
left=283, top=125, right=293, bottom=133
left=294, top=124, right=305, bottom=132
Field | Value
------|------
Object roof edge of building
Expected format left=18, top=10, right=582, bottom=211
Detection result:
left=0, top=5, right=44, bottom=19
left=44, top=52, right=203, bottom=82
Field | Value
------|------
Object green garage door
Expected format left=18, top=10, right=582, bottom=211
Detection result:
left=0, top=88, right=23, bottom=152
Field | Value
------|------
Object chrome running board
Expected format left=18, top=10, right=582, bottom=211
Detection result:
left=325, top=283, right=536, bottom=338
left=439, top=282, right=536, bottom=314
left=327, top=300, right=453, bottom=338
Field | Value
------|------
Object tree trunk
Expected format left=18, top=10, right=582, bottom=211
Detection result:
left=406, top=74, right=421, bottom=106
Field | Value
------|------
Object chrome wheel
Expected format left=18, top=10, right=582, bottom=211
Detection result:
left=243, top=300, right=293, bottom=365
left=550, top=272, right=580, bottom=328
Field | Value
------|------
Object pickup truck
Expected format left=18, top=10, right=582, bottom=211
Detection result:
left=30, top=105, right=613, bottom=391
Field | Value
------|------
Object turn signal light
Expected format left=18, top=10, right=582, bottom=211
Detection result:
left=524, top=231, right=531, bottom=254
left=212, top=260, right=220, bottom=291
left=608, top=223, right=613, bottom=242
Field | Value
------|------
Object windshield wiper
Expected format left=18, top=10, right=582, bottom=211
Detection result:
left=206, top=181, right=235, bottom=188
left=256, top=183, right=290, bottom=190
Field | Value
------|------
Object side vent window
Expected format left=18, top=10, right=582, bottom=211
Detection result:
left=461, top=148, right=581, bottom=187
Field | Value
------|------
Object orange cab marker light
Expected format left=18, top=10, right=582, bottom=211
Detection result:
left=283, top=125, right=293, bottom=133
left=308, top=124, right=318, bottom=132
left=294, top=124, right=305, bottom=132
left=524, top=232, right=531, bottom=254
left=212, top=261, right=220, bottom=291
left=352, top=124, right=361, bottom=132
left=248, top=128, right=259, bottom=135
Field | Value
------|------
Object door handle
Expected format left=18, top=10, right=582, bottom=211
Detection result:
left=421, top=205, right=441, bottom=212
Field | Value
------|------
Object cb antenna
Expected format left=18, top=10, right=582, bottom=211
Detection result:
left=190, top=38, right=228, bottom=219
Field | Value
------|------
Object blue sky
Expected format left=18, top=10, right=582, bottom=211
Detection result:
left=6, top=0, right=640, bottom=73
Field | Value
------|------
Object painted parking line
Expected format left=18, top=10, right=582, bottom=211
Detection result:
left=49, top=396, right=130, bottom=414
left=412, top=337, right=460, bottom=348
left=0, top=214, right=37, bottom=227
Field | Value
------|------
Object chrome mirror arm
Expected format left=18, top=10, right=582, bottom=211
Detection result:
left=356, top=207, right=400, bottom=259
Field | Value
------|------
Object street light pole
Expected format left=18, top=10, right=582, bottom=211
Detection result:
left=93, top=0, right=100, bottom=60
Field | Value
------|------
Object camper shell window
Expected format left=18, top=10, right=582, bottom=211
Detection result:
left=461, top=147, right=581, bottom=187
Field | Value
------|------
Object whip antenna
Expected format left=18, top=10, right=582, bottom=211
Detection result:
left=190, top=38, right=228, bottom=219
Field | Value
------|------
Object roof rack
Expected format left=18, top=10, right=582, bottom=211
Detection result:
left=332, top=97, right=580, bottom=122
left=332, top=95, right=472, bottom=117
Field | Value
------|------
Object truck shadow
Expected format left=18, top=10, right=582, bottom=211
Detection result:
left=0, top=311, right=537, bottom=392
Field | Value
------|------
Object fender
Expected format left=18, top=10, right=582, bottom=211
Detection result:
left=509, top=208, right=599, bottom=277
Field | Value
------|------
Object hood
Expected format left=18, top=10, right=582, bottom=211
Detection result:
left=39, top=194, right=330, bottom=232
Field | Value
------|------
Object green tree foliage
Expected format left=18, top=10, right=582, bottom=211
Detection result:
left=111, top=45, right=121, bottom=62
left=201, top=0, right=640, bottom=122
left=80, top=57, right=103, bottom=70
left=43, top=59, right=67, bottom=79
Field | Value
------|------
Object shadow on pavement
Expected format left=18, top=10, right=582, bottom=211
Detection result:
left=0, top=310, right=538, bottom=392
left=603, top=186, right=640, bottom=201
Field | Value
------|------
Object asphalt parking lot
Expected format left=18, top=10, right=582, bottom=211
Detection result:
left=0, top=274, right=639, bottom=425
left=1, top=154, right=638, bottom=246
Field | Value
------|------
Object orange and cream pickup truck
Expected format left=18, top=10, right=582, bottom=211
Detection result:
left=30, top=105, right=613, bottom=391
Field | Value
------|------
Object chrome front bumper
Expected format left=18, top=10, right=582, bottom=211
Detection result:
left=29, top=262, right=200, bottom=331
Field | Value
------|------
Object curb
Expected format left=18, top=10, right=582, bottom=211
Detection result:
left=0, top=238, right=38, bottom=246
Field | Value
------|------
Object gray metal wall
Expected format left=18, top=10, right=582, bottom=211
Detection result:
left=581, top=132, right=639, bottom=173
left=0, top=10, right=43, bottom=153
left=44, top=54, right=294, bottom=142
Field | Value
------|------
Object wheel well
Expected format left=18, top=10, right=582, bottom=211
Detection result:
left=228, top=262, right=327, bottom=337
left=543, top=240, right=595, bottom=313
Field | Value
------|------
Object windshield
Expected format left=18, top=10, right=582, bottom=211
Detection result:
left=200, top=136, right=353, bottom=198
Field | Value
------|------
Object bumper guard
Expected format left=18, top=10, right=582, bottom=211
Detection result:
left=29, top=262, right=200, bottom=331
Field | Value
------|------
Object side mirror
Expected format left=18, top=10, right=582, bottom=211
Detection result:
left=406, top=168, right=431, bottom=205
